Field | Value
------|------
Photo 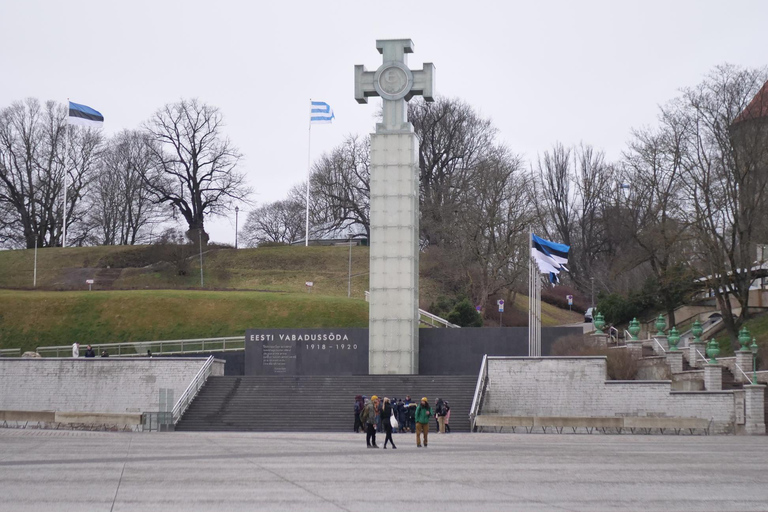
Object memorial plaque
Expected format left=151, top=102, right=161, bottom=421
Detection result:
left=245, top=328, right=369, bottom=375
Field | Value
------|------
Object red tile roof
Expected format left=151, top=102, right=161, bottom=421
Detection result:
left=733, top=79, right=768, bottom=125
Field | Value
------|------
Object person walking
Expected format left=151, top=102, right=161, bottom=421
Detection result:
left=381, top=397, right=397, bottom=449
left=415, top=397, right=433, bottom=448
left=374, top=395, right=383, bottom=433
left=84, top=345, right=96, bottom=358
left=360, top=396, right=380, bottom=448
left=435, top=398, right=446, bottom=433
left=444, top=401, right=451, bottom=434
left=407, top=400, right=417, bottom=433
left=354, top=395, right=364, bottom=433
left=71, top=342, right=79, bottom=358
left=396, top=398, right=406, bottom=433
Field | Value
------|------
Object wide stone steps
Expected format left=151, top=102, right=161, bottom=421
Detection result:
left=176, top=375, right=477, bottom=432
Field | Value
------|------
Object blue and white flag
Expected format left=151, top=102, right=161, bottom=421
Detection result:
left=532, top=233, right=570, bottom=276
left=68, top=101, right=104, bottom=128
left=310, top=101, right=335, bottom=124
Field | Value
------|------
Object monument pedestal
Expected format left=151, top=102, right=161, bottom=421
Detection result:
left=704, top=363, right=722, bottom=391
left=368, top=132, right=420, bottom=374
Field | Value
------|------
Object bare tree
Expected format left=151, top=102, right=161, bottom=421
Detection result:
left=89, top=130, right=163, bottom=245
left=142, top=98, right=250, bottom=245
left=455, top=145, right=531, bottom=308
left=310, top=135, right=370, bottom=238
left=240, top=199, right=304, bottom=246
left=409, top=97, right=496, bottom=247
left=0, top=98, right=101, bottom=248
left=679, top=65, right=768, bottom=340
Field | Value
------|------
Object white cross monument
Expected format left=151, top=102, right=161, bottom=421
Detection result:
left=355, top=39, right=435, bottom=374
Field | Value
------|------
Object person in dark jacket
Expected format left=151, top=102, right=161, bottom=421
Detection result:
left=353, top=395, right=364, bottom=433
left=396, top=398, right=406, bottom=432
left=84, top=345, right=96, bottom=358
left=435, top=398, right=446, bottom=433
left=381, top=397, right=397, bottom=449
left=360, top=396, right=380, bottom=448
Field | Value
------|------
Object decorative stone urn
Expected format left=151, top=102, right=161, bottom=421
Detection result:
left=667, top=327, right=680, bottom=352
left=691, top=319, right=703, bottom=342
left=655, top=314, right=666, bottom=337
left=628, top=317, right=641, bottom=340
left=706, top=338, right=720, bottom=363
left=593, top=312, right=606, bottom=334
left=738, top=326, right=752, bottom=352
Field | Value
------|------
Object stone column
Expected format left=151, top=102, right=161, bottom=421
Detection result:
left=666, top=351, right=684, bottom=375
left=654, top=335, right=669, bottom=353
left=689, top=341, right=706, bottom=369
left=704, top=363, right=722, bottom=391
left=592, top=333, right=609, bottom=349
left=743, top=384, right=766, bottom=435
left=368, top=131, right=420, bottom=374
left=626, top=340, right=644, bottom=359
left=734, top=351, right=754, bottom=384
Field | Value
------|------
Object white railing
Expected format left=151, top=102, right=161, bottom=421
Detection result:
left=364, top=291, right=459, bottom=328
left=734, top=362, right=753, bottom=382
left=609, top=326, right=619, bottom=345
left=36, top=336, right=243, bottom=358
left=697, top=349, right=709, bottom=367
left=652, top=337, right=667, bottom=354
left=469, top=354, right=489, bottom=431
left=172, top=355, right=215, bottom=424
left=0, top=348, right=21, bottom=357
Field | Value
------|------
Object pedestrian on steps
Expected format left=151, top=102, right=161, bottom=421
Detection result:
left=415, top=397, right=433, bottom=448
left=360, top=396, right=380, bottom=448
left=444, top=401, right=451, bottom=434
left=354, top=395, right=364, bottom=433
left=381, top=397, right=397, bottom=449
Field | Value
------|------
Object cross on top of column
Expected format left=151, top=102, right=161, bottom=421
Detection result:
left=355, top=39, right=435, bottom=133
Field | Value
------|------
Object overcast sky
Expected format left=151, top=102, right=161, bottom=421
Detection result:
left=2, top=0, right=767, bottom=244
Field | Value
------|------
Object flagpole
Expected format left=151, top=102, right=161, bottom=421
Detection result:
left=62, top=99, right=68, bottom=248
left=305, top=98, right=312, bottom=247
left=528, top=226, right=533, bottom=357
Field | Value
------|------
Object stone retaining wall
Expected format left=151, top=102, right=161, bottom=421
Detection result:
left=0, top=358, right=222, bottom=414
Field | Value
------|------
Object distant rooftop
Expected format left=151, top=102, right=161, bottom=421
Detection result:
left=733, top=79, right=768, bottom=125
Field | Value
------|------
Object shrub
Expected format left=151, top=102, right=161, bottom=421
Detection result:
left=446, top=298, right=483, bottom=327
left=550, top=334, right=638, bottom=380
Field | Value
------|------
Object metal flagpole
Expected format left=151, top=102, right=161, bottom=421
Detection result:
left=33, top=235, right=38, bottom=287
left=305, top=99, right=312, bottom=247
left=528, top=226, right=533, bottom=357
left=62, top=99, right=68, bottom=248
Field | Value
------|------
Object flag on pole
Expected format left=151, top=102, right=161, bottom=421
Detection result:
left=531, top=233, right=570, bottom=275
left=310, top=101, right=335, bottom=124
left=68, top=101, right=104, bottom=128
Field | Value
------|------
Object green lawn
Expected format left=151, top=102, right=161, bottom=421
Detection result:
left=0, top=289, right=368, bottom=353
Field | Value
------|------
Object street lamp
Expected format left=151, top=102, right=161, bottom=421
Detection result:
left=234, top=206, right=239, bottom=249
left=751, top=337, right=759, bottom=385
left=347, top=230, right=354, bottom=298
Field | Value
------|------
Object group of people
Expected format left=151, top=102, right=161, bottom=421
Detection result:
left=354, top=394, right=451, bottom=449
left=71, top=343, right=106, bottom=358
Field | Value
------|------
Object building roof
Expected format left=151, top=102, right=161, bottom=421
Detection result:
left=733, top=79, right=768, bottom=125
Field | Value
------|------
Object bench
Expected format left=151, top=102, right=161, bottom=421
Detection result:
left=0, top=410, right=142, bottom=430
left=474, top=415, right=711, bottom=435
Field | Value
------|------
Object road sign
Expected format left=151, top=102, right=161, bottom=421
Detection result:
left=497, top=299, right=505, bottom=312
left=85, top=279, right=94, bottom=284
left=305, top=281, right=314, bottom=287
left=566, top=295, right=573, bottom=306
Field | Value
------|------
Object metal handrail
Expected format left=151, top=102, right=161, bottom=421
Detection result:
left=172, top=355, right=215, bottom=424
left=36, top=336, right=243, bottom=358
left=609, top=326, right=619, bottom=345
left=469, top=354, right=489, bottom=431
left=734, top=362, right=752, bottom=382
left=0, top=348, right=21, bottom=357
left=652, top=337, right=667, bottom=354
left=697, top=349, right=709, bottom=366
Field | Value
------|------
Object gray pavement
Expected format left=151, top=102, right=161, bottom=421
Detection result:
left=0, top=429, right=767, bottom=512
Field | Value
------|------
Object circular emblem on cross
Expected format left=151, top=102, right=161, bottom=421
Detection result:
left=374, top=61, right=413, bottom=101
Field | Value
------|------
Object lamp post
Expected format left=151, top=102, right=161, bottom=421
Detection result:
left=347, top=231, right=353, bottom=298
left=234, top=206, right=239, bottom=249
left=751, top=337, right=759, bottom=385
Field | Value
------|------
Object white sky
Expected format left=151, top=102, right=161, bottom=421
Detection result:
left=1, top=0, right=766, bottom=244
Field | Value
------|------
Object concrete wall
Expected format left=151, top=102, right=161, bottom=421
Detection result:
left=482, top=357, right=737, bottom=433
left=0, top=358, right=220, bottom=414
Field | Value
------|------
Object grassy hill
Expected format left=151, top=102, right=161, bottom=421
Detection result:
left=0, top=289, right=368, bottom=353
left=0, top=244, right=583, bottom=351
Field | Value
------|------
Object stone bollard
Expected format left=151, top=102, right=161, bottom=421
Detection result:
left=704, top=363, right=722, bottom=391
left=666, top=350, right=684, bottom=375
left=689, top=341, right=707, bottom=369
left=734, top=351, right=753, bottom=384
left=744, top=384, right=766, bottom=435
left=592, top=333, right=610, bottom=349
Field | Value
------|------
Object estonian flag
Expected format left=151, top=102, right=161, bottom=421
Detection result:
left=68, top=101, right=104, bottom=128
left=532, top=233, right=570, bottom=276
left=310, top=101, right=335, bottom=124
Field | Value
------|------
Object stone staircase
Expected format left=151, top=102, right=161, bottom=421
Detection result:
left=175, top=375, right=477, bottom=432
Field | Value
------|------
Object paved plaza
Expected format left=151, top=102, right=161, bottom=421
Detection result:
left=0, top=429, right=767, bottom=512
